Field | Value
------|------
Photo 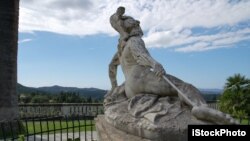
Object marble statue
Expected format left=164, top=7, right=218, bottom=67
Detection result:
left=103, top=7, right=238, bottom=141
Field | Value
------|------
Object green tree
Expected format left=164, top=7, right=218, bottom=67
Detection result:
left=219, top=74, right=250, bottom=118
left=87, top=97, right=93, bottom=103
left=30, top=94, right=50, bottom=103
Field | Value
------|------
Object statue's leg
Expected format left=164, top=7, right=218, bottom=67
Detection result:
left=125, top=68, right=238, bottom=124
left=126, top=68, right=206, bottom=106
left=164, top=74, right=207, bottom=106
left=164, top=75, right=239, bottom=124
left=125, top=68, right=178, bottom=98
left=192, top=106, right=239, bottom=124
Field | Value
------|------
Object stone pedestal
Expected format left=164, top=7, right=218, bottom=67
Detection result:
left=95, top=115, right=151, bottom=141
left=103, top=94, right=214, bottom=141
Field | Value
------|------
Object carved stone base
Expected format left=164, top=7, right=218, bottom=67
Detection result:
left=103, top=94, right=212, bottom=141
left=95, top=115, right=151, bottom=141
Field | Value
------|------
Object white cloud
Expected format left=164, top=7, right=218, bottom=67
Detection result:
left=18, top=38, right=32, bottom=44
left=173, top=28, right=250, bottom=52
left=169, top=28, right=250, bottom=52
left=19, top=0, right=250, bottom=52
left=19, top=0, right=118, bottom=36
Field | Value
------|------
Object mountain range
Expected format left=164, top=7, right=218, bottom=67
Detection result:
left=17, top=83, right=107, bottom=100
left=199, top=88, right=223, bottom=95
left=17, top=83, right=222, bottom=100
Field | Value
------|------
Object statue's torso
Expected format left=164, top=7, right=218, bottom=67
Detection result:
left=119, top=37, right=147, bottom=79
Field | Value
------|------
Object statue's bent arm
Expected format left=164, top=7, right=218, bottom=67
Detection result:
left=109, top=52, right=120, bottom=89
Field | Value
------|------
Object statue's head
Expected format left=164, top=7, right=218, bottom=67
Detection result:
left=123, top=17, right=143, bottom=37
left=110, top=7, right=143, bottom=38
left=116, top=6, right=125, bottom=16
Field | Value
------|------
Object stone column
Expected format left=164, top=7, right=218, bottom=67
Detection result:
left=0, top=0, right=19, bottom=121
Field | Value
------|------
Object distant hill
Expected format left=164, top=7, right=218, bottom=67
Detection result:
left=17, top=83, right=107, bottom=100
left=199, top=88, right=223, bottom=102
left=199, top=88, right=223, bottom=95
left=17, top=83, right=42, bottom=94
left=17, top=83, right=222, bottom=101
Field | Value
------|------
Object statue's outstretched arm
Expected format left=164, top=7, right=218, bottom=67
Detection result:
left=109, top=52, right=120, bottom=89
left=129, top=38, right=165, bottom=77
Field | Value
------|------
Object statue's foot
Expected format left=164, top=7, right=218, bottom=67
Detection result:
left=191, top=106, right=239, bottom=125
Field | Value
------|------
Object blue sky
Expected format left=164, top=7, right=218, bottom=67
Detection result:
left=18, top=0, right=250, bottom=90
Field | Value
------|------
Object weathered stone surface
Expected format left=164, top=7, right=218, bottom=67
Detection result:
left=96, top=115, right=151, bottom=141
left=0, top=0, right=19, bottom=121
left=104, top=92, right=211, bottom=141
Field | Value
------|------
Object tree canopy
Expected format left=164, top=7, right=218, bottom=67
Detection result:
left=219, top=73, right=250, bottom=117
left=19, top=91, right=102, bottom=104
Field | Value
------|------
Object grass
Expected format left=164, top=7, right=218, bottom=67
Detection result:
left=23, top=120, right=95, bottom=135
left=239, top=118, right=249, bottom=125
left=0, top=120, right=95, bottom=139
